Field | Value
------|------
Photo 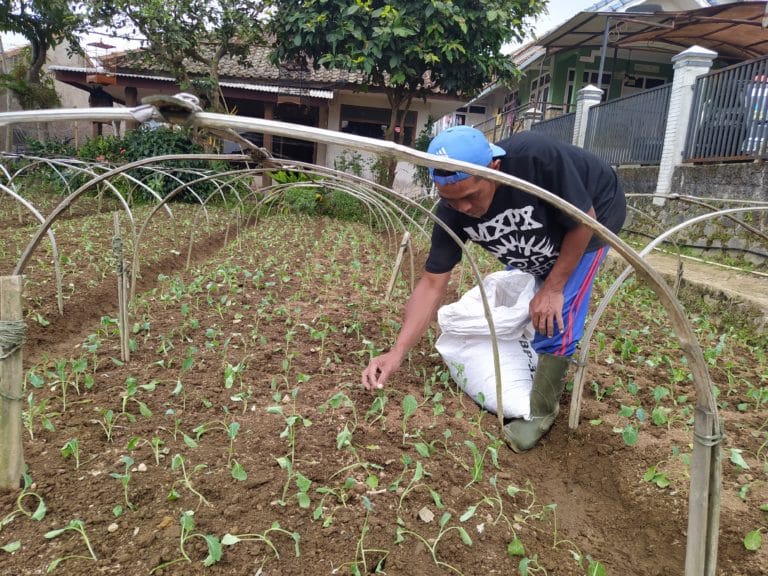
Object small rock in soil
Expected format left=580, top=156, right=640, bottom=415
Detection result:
left=418, top=506, right=434, bottom=523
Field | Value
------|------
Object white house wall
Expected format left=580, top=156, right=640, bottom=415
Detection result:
left=327, top=91, right=461, bottom=196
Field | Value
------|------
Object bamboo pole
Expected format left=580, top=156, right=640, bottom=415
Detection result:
left=0, top=275, right=25, bottom=489
left=385, top=232, right=410, bottom=301
left=113, top=214, right=129, bottom=362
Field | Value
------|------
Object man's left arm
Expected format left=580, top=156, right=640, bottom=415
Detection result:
left=530, top=207, right=596, bottom=338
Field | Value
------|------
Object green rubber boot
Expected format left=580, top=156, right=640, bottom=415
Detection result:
left=503, top=353, right=571, bottom=453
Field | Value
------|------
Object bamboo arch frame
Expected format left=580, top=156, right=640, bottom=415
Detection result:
left=570, top=205, right=768, bottom=429
left=0, top=104, right=733, bottom=575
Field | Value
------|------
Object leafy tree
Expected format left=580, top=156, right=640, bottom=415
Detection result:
left=88, top=0, right=271, bottom=111
left=0, top=0, right=87, bottom=109
left=269, top=0, right=546, bottom=185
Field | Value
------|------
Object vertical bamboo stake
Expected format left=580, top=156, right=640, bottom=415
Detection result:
left=385, top=232, right=411, bottom=301
left=113, top=214, right=129, bottom=362
left=0, top=275, right=25, bottom=489
left=186, top=221, right=196, bottom=271
left=685, top=407, right=722, bottom=576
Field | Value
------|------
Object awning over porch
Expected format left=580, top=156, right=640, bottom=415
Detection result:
left=536, top=2, right=768, bottom=61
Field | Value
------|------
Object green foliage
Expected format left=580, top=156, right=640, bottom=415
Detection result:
left=270, top=0, right=545, bottom=183
left=412, top=115, right=436, bottom=191
left=270, top=0, right=544, bottom=95
left=88, top=0, right=269, bottom=110
left=270, top=169, right=367, bottom=223
left=25, top=137, right=76, bottom=157
left=23, top=126, right=231, bottom=202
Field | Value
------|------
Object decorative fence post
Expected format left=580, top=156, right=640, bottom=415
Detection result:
left=522, top=107, right=542, bottom=131
left=0, top=275, right=25, bottom=489
left=654, top=45, right=717, bottom=205
left=572, top=85, right=603, bottom=148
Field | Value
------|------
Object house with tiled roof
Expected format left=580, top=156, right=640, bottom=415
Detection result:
left=49, top=44, right=465, bottom=193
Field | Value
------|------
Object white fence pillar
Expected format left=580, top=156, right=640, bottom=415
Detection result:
left=523, top=107, right=542, bottom=131
left=654, top=45, right=718, bottom=205
left=572, top=85, right=603, bottom=148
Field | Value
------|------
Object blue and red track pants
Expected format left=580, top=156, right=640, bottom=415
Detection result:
left=531, top=246, right=608, bottom=357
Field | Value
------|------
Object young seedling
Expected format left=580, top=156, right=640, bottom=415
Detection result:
left=364, top=393, right=388, bottom=427
left=60, top=438, right=81, bottom=470
left=0, top=470, right=46, bottom=530
left=222, top=521, right=301, bottom=567
left=395, top=511, right=472, bottom=575
left=149, top=436, right=165, bottom=466
left=401, top=394, right=418, bottom=445
left=267, top=388, right=312, bottom=506
left=150, top=511, right=222, bottom=573
left=110, top=455, right=136, bottom=511
left=338, top=497, right=388, bottom=575
left=168, top=453, right=211, bottom=509
left=47, top=359, right=72, bottom=412
left=463, top=439, right=502, bottom=487
left=223, top=360, right=246, bottom=389
left=642, top=462, right=671, bottom=489
left=744, top=527, right=766, bottom=551
left=97, top=408, right=120, bottom=442
left=23, top=392, right=57, bottom=439
left=44, top=519, right=98, bottom=572
left=120, top=376, right=155, bottom=418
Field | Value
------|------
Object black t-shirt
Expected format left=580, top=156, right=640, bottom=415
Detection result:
left=425, top=131, right=626, bottom=278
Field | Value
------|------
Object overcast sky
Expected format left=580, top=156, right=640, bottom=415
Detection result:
left=523, top=0, right=599, bottom=42
left=2, top=0, right=600, bottom=53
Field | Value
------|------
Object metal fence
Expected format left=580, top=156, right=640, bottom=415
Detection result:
left=684, top=55, right=768, bottom=162
left=583, top=84, right=671, bottom=166
left=529, top=111, right=576, bottom=144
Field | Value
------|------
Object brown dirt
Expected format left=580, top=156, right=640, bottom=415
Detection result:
left=0, top=212, right=766, bottom=576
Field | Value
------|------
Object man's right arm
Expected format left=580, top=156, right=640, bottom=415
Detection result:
left=362, top=271, right=451, bottom=390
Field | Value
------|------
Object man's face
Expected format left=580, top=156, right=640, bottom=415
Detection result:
left=436, top=161, right=500, bottom=218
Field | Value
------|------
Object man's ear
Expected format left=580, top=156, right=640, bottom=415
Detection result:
left=489, top=158, right=502, bottom=170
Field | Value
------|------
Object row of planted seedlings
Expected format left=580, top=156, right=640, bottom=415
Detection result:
left=574, top=268, right=768, bottom=560
left=0, top=154, right=611, bottom=575
left=565, top=193, right=768, bottom=559
left=0, top=154, right=262, bottom=338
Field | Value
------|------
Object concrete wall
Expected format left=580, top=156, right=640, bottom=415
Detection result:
left=617, top=163, right=768, bottom=266
left=1, top=42, right=92, bottom=151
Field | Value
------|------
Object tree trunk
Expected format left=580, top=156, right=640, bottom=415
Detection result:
left=27, top=39, right=47, bottom=86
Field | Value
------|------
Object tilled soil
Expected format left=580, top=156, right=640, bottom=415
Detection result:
left=0, top=212, right=766, bottom=576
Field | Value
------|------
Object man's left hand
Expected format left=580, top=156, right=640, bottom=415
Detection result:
left=529, top=287, right=564, bottom=338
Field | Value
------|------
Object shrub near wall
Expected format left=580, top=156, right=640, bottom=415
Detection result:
left=618, top=164, right=768, bottom=267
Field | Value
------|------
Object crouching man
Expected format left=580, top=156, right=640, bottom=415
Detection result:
left=362, top=125, right=626, bottom=452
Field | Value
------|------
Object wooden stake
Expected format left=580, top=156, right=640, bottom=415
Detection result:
left=385, top=232, right=411, bottom=301
left=685, top=407, right=722, bottom=576
left=0, top=275, right=25, bottom=489
left=113, top=214, right=129, bottom=362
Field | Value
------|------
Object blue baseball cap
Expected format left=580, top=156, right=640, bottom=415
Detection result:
left=427, top=125, right=506, bottom=186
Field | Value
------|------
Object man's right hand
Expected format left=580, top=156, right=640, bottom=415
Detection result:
left=361, top=271, right=451, bottom=392
left=362, top=349, right=405, bottom=391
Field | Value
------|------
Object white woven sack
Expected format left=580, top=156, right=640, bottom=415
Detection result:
left=435, top=270, right=538, bottom=419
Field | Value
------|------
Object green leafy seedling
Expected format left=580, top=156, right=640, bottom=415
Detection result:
left=222, top=521, right=300, bottom=562
left=401, top=394, right=418, bottom=444
left=150, top=511, right=222, bottom=573
left=44, top=519, right=98, bottom=572
left=60, top=438, right=80, bottom=469
left=0, top=470, right=46, bottom=531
